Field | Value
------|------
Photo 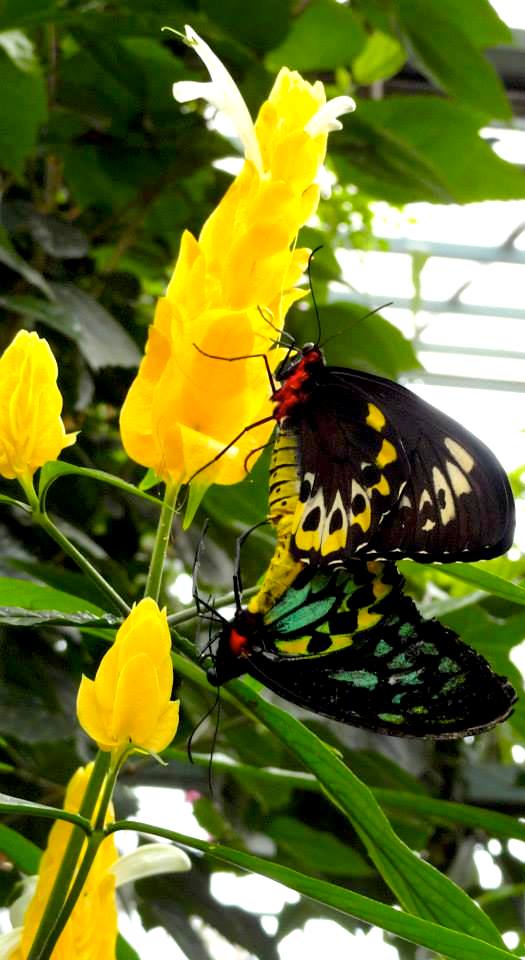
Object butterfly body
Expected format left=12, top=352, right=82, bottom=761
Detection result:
left=208, top=558, right=516, bottom=738
left=270, top=345, right=515, bottom=565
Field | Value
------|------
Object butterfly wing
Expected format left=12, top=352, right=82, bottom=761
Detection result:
left=243, top=562, right=516, bottom=738
left=288, top=368, right=515, bottom=564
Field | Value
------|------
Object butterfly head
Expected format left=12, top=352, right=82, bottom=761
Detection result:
left=207, top=609, right=262, bottom=686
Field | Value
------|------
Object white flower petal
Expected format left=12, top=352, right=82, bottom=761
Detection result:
left=0, top=928, right=22, bottom=959
left=9, top=875, right=38, bottom=927
left=173, top=25, right=262, bottom=173
left=112, top=843, right=191, bottom=887
left=305, top=95, right=356, bottom=136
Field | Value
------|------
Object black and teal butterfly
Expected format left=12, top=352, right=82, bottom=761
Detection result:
left=270, top=344, right=515, bottom=566
left=207, top=558, right=516, bottom=738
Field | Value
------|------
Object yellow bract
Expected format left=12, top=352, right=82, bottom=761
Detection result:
left=0, top=330, right=76, bottom=481
left=10, top=764, right=118, bottom=960
left=120, top=29, right=354, bottom=490
left=77, top=598, right=179, bottom=755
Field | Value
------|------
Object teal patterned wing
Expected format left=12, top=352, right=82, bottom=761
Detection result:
left=209, top=561, right=516, bottom=739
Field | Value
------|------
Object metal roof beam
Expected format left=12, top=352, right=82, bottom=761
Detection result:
left=335, top=292, right=525, bottom=321
left=375, top=235, right=525, bottom=265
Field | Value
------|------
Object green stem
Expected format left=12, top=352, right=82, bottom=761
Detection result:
left=31, top=753, right=123, bottom=960
left=27, top=751, right=110, bottom=960
left=39, top=512, right=129, bottom=615
left=144, top=482, right=179, bottom=601
left=167, top=586, right=258, bottom=626
left=32, top=834, right=103, bottom=960
left=19, top=472, right=129, bottom=616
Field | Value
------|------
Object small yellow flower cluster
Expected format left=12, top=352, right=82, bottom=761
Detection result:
left=77, top=598, right=180, bottom=755
left=119, top=26, right=354, bottom=490
left=9, top=765, right=118, bottom=960
left=0, top=330, right=76, bottom=482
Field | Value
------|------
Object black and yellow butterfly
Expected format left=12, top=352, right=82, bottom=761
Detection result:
left=270, top=344, right=515, bottom=566
left=207, top=555, right=516, bottom=738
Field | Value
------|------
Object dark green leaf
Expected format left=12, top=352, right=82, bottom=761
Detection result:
left=266, top=0, right=366, bottom=71
left=49, top=283, right=141, bottom=369
left=0, top=824, right=41, bottom=873
left=393, top=0, right=511, bottom=119
left=114, top=819, right=514, bottom=960
left=0, top=606, right=119, bottom=627
left=0, top=576, right=106, bottom=615
left=0, top=237, right=53, bottom=298
left=0, top=49, right=46, bottom=175
left=117, top=935, right=140, bottom=960
left=412, top=0, right=512, bottom=48
left=268, top=816, right=374, bottom=877
left=202, top=0, right=291, bottom=51
left=172, top=656, right=501, bottom=945
left=336, top=97, right=525, bottom=204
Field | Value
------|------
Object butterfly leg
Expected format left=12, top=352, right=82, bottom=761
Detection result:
left=187, top=414, right=275, bottom=483
left=193, top=342, right=278, bottom=392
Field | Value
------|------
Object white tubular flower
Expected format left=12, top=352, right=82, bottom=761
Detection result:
left=305, top=95, right=356, bottom=136
left=111, top=843, right=191, bottom=885
left=173, top=24, right=263, bottom=173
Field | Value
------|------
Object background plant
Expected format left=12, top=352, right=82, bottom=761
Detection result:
left=1, top=1, right=525, bottom=958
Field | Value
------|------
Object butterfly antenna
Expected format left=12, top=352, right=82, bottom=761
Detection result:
left=186, top=684, right=221, bottom=769
left=307, top=246, right=324, bottom=346
left=319, top=301, right=393, bottom=351
left=207, top=690, right=221, bottom=796
left=192, top=519, right=210, bottom=616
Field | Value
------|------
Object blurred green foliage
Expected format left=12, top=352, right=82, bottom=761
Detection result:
left=1, top=1, right=525, bottom=957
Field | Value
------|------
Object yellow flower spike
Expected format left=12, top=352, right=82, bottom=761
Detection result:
left=77, top=598, right=179, bottom=755
left=120, top=26, right=354, bottom=494
left=9, top=764, right=118, bottom=960
left=0, top=330, right=76, bottom=482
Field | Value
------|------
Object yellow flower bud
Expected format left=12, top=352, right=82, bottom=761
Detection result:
left=120, top=28, right=354, bottom=490
left=77, top=598, right=180, bottom=755
left=0, top=330, right=77, bottom=481
left=10, top=764, right=118, bottom=960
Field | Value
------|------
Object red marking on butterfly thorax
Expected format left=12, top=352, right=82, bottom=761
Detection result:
left=229, top=627, right=249, bottom=656
left=272, top=347, right=324, bottom=422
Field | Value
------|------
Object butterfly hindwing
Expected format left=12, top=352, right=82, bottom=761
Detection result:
left=209, top=560, right=516, bottom=738
left=285, top=365, right=514, bottom=564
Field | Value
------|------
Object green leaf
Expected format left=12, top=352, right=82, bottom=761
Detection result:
left=353, top=30, right=406, bottom=84
left=116, top=935, right=140, bottom=960
left=0, top=793, right=91, bottom=832
left=38, top=461, right=162, bottom=512
left=0, top=824, right=41, bottom=873
left=0, top=576, right=109, bottom=616
left=113, top=819, right=513, bottom=960
left=268, top=816, right=374, bottom=877
left=393, top=0, right=511, bottom=120
left=0, top=49, right=47, bottom=175
left=0, top=607, right=120, bottom=628
left=0, top=236, right=53, bottom=298
left=375, top=790, right=525, bottom=844
left=419, top=562, right=525, bottom=606
left=415, top=0, right=512, bottom=48
left=171, top=656, right=501, bottom=946
left=335, top=97, right=525, bottom=204
left=48, top=283, right=141, bottom=369
left=266, top=0, right=366, bottom=71
left=202, top=0, right=291, bottom=51
left=289, top=302, right=421, bottom=379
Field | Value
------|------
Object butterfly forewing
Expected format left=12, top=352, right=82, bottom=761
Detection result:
left=284, top=365, right=514, bottom=565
